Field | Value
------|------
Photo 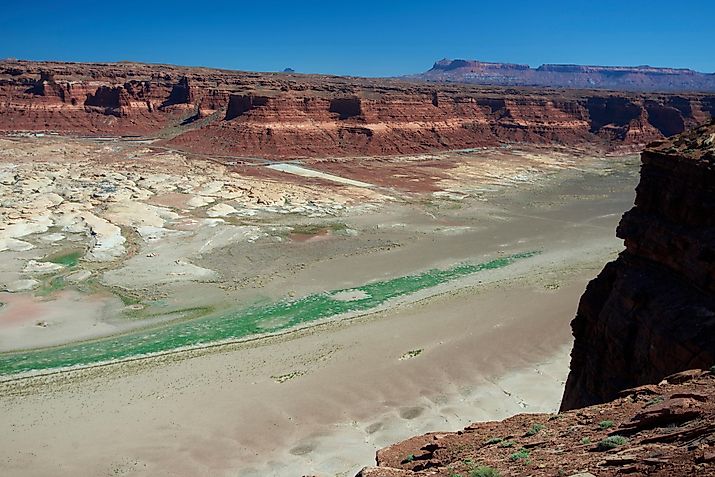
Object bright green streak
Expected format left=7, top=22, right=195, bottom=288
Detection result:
left=0, top=251, right=538, bottom=376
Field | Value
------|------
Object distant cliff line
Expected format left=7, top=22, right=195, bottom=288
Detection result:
left=410, top=58, right=715, bottom=93
left=1, top=60, right=714, bottom=158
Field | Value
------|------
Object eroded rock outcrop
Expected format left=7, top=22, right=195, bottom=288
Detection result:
left=358, top=370, right=715, bottom=476
left=1, top=60, right=714, bottom=157
left=561, top=121, right=715, bottom=411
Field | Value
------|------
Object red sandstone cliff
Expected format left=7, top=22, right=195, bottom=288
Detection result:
left=1, top=60, right=714, bottom=158
left=560, top=121, right=715, bottom=411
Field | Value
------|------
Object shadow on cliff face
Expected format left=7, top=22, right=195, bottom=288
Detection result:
left=586, top=97, right=643, bottom=136
left=329, top=97, right=363, bottom=120
left=645, top=100, right=686, bottom=136
left=224, top=94, right=270, bottom=120
left=561, top=120, right=715, bottom=411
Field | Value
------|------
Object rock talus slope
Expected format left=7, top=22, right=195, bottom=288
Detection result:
left=561, top=120, right=715, bottom=410
left=356, top=370, right=715, bottom=476
left=1, top=60, right=714, bottom=158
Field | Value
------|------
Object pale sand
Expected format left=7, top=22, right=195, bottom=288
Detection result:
left=0, top=262, right=596, bottom=477
left=0, top=290, right=125, bottom=352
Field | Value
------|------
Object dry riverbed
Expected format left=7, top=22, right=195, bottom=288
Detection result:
left=0, top=134, right=640, bottom=476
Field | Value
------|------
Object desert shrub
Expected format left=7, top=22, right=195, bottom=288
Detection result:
left=596, top=435, right=628, bottom=451
left=645, top=396, right=665, bottom=406
left=598, top=420, right=614, bottom=429
left=580, top=437, right=591, bottom=445
left=510, top=449, right=530, bottom=461
left=525, top=423, right=545, bottom=436
left=484, top=437, right=503, bottom=445
left=499, top=440, right=515, bottom=448
left=469, top=466, right=501, bottom=477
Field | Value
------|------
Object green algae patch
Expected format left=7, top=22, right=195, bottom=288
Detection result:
left=47, top=251, right=83, bottom=267
left=35, top=276, right=66, bottom=297
left=0, top=251, right=539, bottom=376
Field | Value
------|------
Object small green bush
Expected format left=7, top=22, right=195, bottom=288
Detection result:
left=469, top=466, right=501, bottom=477
left=580, top=437, right=591, bottom=445
left=645, top=396, right=664, bottom=407
left=499, top=440, right=515, bottom=448
left=596, top=435, right=628, bottom=451
left=598, top=420, right=614, bottom=429
left=484, top=437, right=503, bottom=445
left=525, top=423, right=545, bottom=436
left=510, top=449, right=530, bottom=461
left=404, top=454, right=415, bottom=462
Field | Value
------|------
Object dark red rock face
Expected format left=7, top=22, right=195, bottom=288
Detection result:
left=561, top=121, right=715, bottom=411
left=1, top=60, right=714, bottom=157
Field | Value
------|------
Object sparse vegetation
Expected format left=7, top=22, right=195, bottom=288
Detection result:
left=404, top=454, right=415, bottom=463
left=469, top=466, right=501, bottom=477
left=484, top=437, right=504, bottom=445
left=596, top=435, right=628, bottom=451
left=525, top=423, right=545, bottom=436
left=599, top=420, right=614, bottom=429
left=289, top=222, right=348, bottom=236
left=270, top=371, right=305, bottom=383
left=510, top=448, right=530, bottom=461
left=399, top=349, right=423, bottom=360
left=581, top=437, right=591, bottom=445
left=499, top=440, right=515, bottom=448
left=645, top=396, right=665, bottom=406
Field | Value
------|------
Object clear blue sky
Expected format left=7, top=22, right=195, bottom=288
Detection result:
left=2, top=0, right=713, bottom=76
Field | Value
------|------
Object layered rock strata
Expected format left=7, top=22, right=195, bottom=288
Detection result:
left=1, top=60, right=713, bottom=157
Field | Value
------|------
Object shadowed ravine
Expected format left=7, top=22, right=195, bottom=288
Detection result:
left=0, top=251, right=538, bottom=376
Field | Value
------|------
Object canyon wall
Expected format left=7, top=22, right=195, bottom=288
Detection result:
left=1, top=60, right=714, bottom=157
left=354, top=121, right=715, bottom=477
left=561, top=120, right=715, bottom=411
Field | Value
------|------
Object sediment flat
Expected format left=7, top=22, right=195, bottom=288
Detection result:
left=0, top=137, right=639, bottom=476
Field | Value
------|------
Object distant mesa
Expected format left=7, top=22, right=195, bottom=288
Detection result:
left=283, top=67, right=295, bottom=73
left=411, top=58, right=715, bottom=92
